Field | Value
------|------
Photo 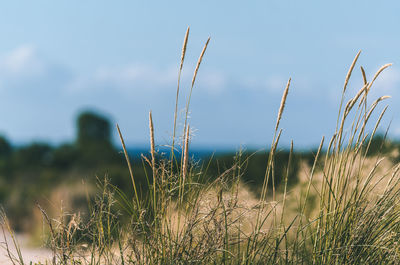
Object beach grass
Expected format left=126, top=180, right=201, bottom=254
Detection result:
left=2, top=31, right=400, bottom=265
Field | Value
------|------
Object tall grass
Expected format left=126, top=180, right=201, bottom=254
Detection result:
left=3, top=32, right=400, bottom=265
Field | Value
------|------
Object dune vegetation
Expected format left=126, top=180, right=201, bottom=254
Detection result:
left=3, top=28, right=400, bottom=264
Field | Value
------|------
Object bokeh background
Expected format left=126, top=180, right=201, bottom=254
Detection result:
left=0, top=0, right=398, bottom=242
left=0, top=1, right=398, bottom=149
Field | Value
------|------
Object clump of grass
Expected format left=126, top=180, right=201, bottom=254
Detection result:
left=5, top=31, right=400, bottom=265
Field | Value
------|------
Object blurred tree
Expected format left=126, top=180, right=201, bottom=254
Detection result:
left=0, top=137, right=11, bottom=201
left=52, top=144, right=79, bottom=169
left=14, top=143, right=53, bottom=168
left=0, top=135, right=12, bottom=159
left=0, top=136, right=13, bottom=176
left=76, top=111, right=116, bottom=166
left=77, top=111, right=112, bottom=148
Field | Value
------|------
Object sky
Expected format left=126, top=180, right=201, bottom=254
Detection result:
left=0, top=1, right=399, bottom=150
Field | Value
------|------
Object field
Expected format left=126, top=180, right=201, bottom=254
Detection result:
left=2, top=29, right=400, bottom=264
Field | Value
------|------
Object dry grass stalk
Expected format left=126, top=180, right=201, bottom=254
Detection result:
left=116, top=124, right=140, bottom=207
left=337, top=84, right=388, bottom=148
left=335, top=51, right=362, bottom=149
left=361, top=66, right=367, bottom=85
left=149, top=111, right=156, bottom=180
left=363, top=105, right=390, bottom=157
left=275, top=78, right=291, bottom=132
left=365, top=63, right=392, bottom=94
left=182, top=124, right=190, bottom=183
left=384, top=164, right=400, bottom=194
left=171, top=27, right=190, bottom=160
left=180, top=27, right=190, bottom=71
left=1, top=210, right=25, bottom=265
left=182, top=36, right=211, bottom=171
left=343, top=50, right=361, bottom=94
left=260, top=128, right=282, bottom=204
left=344, top=83, right=368, bottom=116
left=280, top=140, right=293, bottom=225
left=301, top=136, right=324, bottom=215
left=191, top=37, right=210, bottom=88
left=373, top=95, right=391, bottom=106
left=358, top=63, right=391, bottom=113
left=358, top=104, right=389, bottom=144
left=149, top=111, right=158, bottom=215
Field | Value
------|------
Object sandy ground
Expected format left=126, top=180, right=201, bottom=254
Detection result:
left=0, top=228, right=53, bottom=265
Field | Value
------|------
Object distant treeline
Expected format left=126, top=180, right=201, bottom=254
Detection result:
left=0, top=111, right=397, bottom=231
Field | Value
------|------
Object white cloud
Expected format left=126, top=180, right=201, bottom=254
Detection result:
left=67, top=63, right=228, bottom=97
left=0, top=46, right=229, bottom=100
left=237, top=74, right=312, bottom=96
left=95, top=64, right=177, bottom=89
left=67, top=64, right=179, bottom=95
left=0, top=45, right=45, bottom=77
left=234, top=75, right=285, bottom=92
left=196, top=70, right=227, bottom=95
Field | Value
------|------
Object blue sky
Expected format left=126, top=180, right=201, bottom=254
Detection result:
left=0, top=1, right=399, bottom=149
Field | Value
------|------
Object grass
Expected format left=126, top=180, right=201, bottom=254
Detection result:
left=2, top=30, right=400, bottom=264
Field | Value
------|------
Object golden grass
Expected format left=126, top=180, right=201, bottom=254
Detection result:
left=149, top=111, right=156, bottom=180
left=6, top=30, right=400, bottom=265
left=171, top=26, right=190, bottom=158
left=116, top=124, right=140, bottom=209
left=275, top=78, right=291, bottom=132
left=191, top=37, right=210, bottom=88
